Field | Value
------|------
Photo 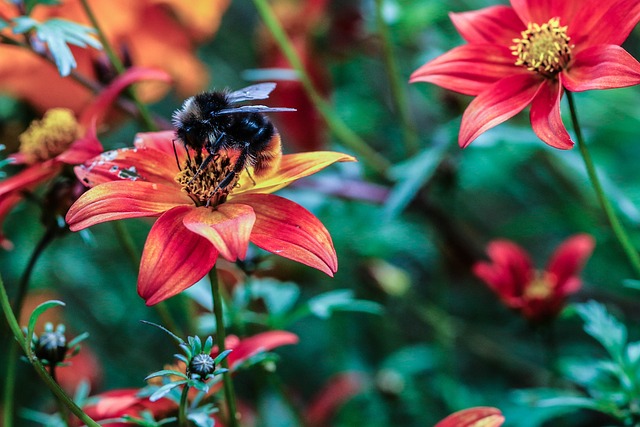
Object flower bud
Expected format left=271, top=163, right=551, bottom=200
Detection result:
left=189, top=353, right=216, bottom=378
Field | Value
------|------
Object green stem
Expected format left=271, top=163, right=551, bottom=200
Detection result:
left=566, top=91, right=640, bottom=277
left=209, top=267, right=239, bottom=427
left=13, top=224, right=57, bottom=315
left=178, top=384, right=190, bottom=427
left=3, top=344, right=18, bottom=427
left=251, top=0, right=391, bottom=177
left=0, top=274, right=102, bottom=427
left=78, top=0, right=157, bottom=131
left=50, top=365, right=72, bottom=427
left=374, top=0, right=419, bottom=156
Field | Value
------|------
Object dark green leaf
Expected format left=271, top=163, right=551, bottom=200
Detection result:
left=27, top=300, right=65, bottom=352
left=24, top=0, right=62, bottom=15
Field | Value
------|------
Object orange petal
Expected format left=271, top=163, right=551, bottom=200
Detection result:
left=231, top=193, right=337, bottom=275
left=435, top=407, right=505, bottom=427
left=74, top=143, right=181, bottom=188
left=139, top=206, right=218, bottom=306
left=234, top=151, right=356, bottom=196
left=182, top=204, right=255, bottom=262
left=65, top=181, right=191, bottom=231
left=79, top=67, right=172, bottom=128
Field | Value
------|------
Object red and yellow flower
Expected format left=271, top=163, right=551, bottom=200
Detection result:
left=65, top=131, right=354, bottom=305
left=0, top=67, right=170, bottom=248
left=410, top=0, right=640, bottom=149
left=473, top=234, right=595, bottom=322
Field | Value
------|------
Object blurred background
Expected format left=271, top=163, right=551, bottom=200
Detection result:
left=2, top=0, right=640, bottom=426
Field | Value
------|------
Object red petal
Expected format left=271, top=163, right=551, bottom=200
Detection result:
left=546, top=234, right=595, bottom=288
left=138, top=206, right=218, bottom=306
left=134, top=131, right=185, bottom=157
left=410, top=45, right=519, bottom=96
left=65, top=181, right=190, bottom=231
left=563, top=45, right=640, bottom=92
left=223, top=331, right=299, bottom=370
left=182, top=204, right=255, bottom=262
left=0, top=162, right=60, bottom=198
left=234, top=151, right=355, bottom=196
left=74, top=143, right=181, bottom=188
left=510, top=0, right=581, bottom=26
left=306, top=373, right=365, bottom=426
left=435, top=407, right=505, bottom=427
left=450, top=6, right=523, bottom=45
left=231, top=193, right=337, bottom=276
left=572, top=0, right=640, bottom=46
left=79, top=67, right=172, bottom=128
left=473, top=240, right=533, bottom=300
left=56, top=121, right=104, bottom=165
left=459, top=73, right=541, bottom=147
left=529, top=79, right=573, bottom=149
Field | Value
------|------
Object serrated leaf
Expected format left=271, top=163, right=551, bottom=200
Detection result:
left=27, top=300, right=65, bottom=351
left=12, top=17, right=101, bottom=76
left=575, top=301, right=627, bottom=362
left=149, top=381, right=187, bottom=402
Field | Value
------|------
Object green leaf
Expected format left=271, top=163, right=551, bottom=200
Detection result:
left=575, top=301, right=627, bottom=362
left=140, top=320, right=184, bottom=344
left=67, top=331, right=89, bottom=348
left=144, top=370, right=189, bottom=381
left=27, top=300, right=65, bottom=352
left=213, top=349, right=233, bottom=365
left=307, top=290, right=383, bottom=319
left=234, top=278, right=300, bottom=317
left=11, top=17, right=101, bottom=76
left=384, top=142, right=449, bottom=219
left=149, top=380, right=187, bottom=402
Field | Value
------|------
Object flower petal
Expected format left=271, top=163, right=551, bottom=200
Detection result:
left=306, top=373, right=365, bottom=426
left=182, top=204, right=255, bottom=262
left=223, top=331, right=299, bottom=370
left=435, top=407, right=505, bottom=427
left=563, top=45, right=640, bottom=92
left=0, top=162, right=60, bottom=198
left=75, top=143, right=181, bottom=188
left=65, top=181, right=190, bottom=231
left=134, top=130, right=185, bottom=157
left=529, top=78, right=573, bottom=149
left=138, top=206, right=218, bottom=306
left=231, top=193, right=337, bottom=276
left=473, top=240, right=534, bottom=303
left=572, top=0, right=640, bottom=46
left=546, top=234, right=595, bottom=288
left=234, top=151, right=356, bottom=196
left=510, top=0, right=581, bottom=26
left=459, top=73, right=541, bottom=148
left=79, top=67, right=172, bottom=128
left=410, top=45, right=519, bottom=96
left=56, top=121, right=104, bottom=165
left=450, top=6, right=523, bottom=45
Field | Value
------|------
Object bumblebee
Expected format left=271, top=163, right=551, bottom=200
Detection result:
left=172, top=82, right=295, bottom=190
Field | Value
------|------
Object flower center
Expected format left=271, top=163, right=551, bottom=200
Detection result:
left=19, top=108, right=80, bottom=164
left=511, top=17, right=573, bottom=77
left=524, top=271, right=554, bottom=300
left=175, top=151, right=240, bottom=207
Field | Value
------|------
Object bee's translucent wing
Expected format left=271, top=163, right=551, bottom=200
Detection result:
left=217, top=105, right=297, bottom=115
left=226, top=83, right=278, bottom=104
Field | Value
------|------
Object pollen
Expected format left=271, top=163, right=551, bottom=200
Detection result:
left=175, top=151, right=240, bottom=207
left=524, top=271, right=554, bottom=300
left=19, top=108, right=80, bottom=164
left=511, top=17, right=573, bottom=77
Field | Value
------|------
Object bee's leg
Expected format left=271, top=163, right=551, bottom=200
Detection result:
left=188, top=153, right=216, bottom=185
left=244, top=167, right=256, bottom=186
left=172, top=139, right=182, bottom=171
left=215, top=143, right=250, bottom=192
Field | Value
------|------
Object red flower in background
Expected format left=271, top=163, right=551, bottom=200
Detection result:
left=410, top=0, right=640, bottom=149
left=435, top=407, right=505, bottom=427
left=65, top=131, right=354, bottom=305
left=473, top=234, right=595, bottom=322
left=0, top=0, right=229, bottom=113
left=0, top=67, right=170, bottom=248
left=77, top=331, right=298, bottom=427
